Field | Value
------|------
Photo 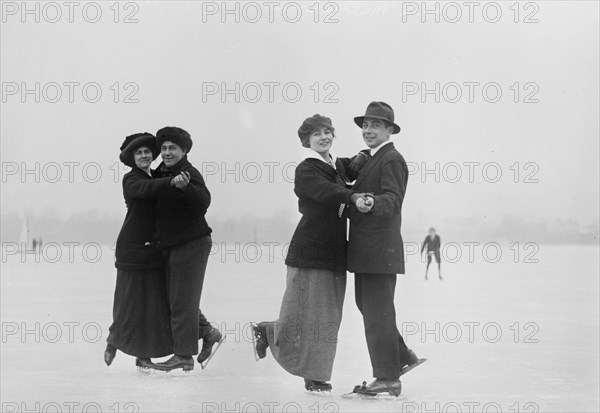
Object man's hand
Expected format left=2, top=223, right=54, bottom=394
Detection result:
left=350, top=193, right=375, bottom=213
left=170, top=171, right=191, bottom=190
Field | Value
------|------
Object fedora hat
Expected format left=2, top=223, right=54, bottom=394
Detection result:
left=354, top=101, right=400, bottom=134
left=119, top=132, right=159, bottom=167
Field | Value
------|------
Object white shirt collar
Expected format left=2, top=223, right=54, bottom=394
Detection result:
left=370, top=140, right=393, bottom=156
left=304, top=148, right=337, bottom=168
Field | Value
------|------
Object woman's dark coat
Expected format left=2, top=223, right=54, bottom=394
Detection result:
left=285, top=158, right=353, bottom=272
left=114, top=168, right=172, bottom=270
left=109, top=166, right=174, bottom=358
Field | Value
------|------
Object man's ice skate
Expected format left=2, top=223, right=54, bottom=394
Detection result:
left=251, top=322, right=269, bottom=361
left=197, top=327, right=225, bottom=369
left=342, top=379, right=404, bottom=400
left=399, top=349, right=427, bottom=377
left=304, top=379, right=332, bottom=395
left=152, top=355, right=194, bottom=372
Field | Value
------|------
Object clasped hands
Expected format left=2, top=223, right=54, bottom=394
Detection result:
left=170, top=171, right=191, bottom=190
left=350, top=193, right=374, bottom=213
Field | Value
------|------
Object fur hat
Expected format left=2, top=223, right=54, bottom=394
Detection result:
left=119, top=133, right=158, bottom=167
left=156, top=126, right=193, bottom=153
left=297, top=114, right=335, bottom=148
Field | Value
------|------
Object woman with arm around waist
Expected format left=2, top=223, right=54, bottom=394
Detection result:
left=104, top=133, right=177, bottom=369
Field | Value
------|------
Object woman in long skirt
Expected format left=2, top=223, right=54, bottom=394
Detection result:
left=104, top=133, right=178, bottom=369
left=254, top=115, right=369, bottom=392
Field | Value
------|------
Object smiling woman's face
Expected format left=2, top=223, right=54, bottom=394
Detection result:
left=308, top=127, right=334, bottom=155
left=133, top=146, right=153, bottom=170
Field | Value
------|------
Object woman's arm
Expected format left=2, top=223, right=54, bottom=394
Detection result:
left=123, top=173, right=172, bottom=199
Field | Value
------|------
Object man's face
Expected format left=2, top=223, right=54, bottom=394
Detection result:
left=161, top=141, right=186, bottom=167
left=362, top=118, right=392, bottom=148
left=429, top=229, right=436, bottom=238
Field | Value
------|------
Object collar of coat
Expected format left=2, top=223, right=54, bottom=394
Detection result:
left=130, top=166, right=153, bottom=179
left=156, top=155, right=191, bottom=176
left=303, top=148, right=337, bottom=168
left=302, top=157, right=349, bottom=185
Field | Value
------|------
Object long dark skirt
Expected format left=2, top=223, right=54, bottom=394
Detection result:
left=107, top=268, right=173, bottom=358
left=265, top=266, right=346, bottom=382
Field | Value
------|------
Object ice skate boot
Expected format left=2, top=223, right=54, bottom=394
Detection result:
left=135, top=357, right=154, bottom=370
left=251, top=322, right=269, bottom=360
left=399, top=349, right=427, bottom=376
left=152, top=355, right=194, bottom=372
left=304, top=379, right=332, bottom=394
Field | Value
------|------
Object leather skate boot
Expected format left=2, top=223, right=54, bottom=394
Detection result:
left=399, top=349, right=426, bottom=376
left=252, top=322, right=269, bottom=359
left=153, top=355, right=194, bottom=372
left=135, top=358, right=154, bottom=369
left=304, top=379, right=332, bottom=392
left=197, top=327, right=223, bottom=364
left=362, top=378, right=402, bottom=396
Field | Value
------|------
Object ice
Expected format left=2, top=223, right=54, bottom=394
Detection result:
left=1, top=244, right=599, bottom=412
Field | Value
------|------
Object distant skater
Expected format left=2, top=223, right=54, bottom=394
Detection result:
left=421, top=227, right=442, bottom=280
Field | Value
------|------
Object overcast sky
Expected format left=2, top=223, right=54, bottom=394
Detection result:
left=1, top=1, right=598, bottom=230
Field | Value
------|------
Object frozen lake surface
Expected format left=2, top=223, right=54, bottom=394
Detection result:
left=1, top=244, right=598, bottom=412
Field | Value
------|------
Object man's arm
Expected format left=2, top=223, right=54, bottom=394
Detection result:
left=368, top=160, right=407, bottom=218
left=173, top=167, right=211, bottom=210
left=338, top=150, right=370, bottom=182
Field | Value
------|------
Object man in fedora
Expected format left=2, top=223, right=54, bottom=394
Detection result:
left=345, top=101, right=425, bottom=396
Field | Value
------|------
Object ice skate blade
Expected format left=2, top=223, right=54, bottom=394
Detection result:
left=341, top=392, right=406, bottom=401
left=305, top=390, right=333, bottom=397
left=201, top=335, right=226, bottom=370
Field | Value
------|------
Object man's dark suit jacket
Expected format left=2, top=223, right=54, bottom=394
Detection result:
left=346, top=142, right=408, bottom=274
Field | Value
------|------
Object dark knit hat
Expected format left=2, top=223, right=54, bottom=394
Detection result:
left=156, top=126, right=193, bottom=153
left=119, top=132, right=158, bottom=167
left=297, top=114, right=335, bottom=148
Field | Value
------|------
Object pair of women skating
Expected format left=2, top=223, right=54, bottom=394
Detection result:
left=104, top=128, right=223, bottom=372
